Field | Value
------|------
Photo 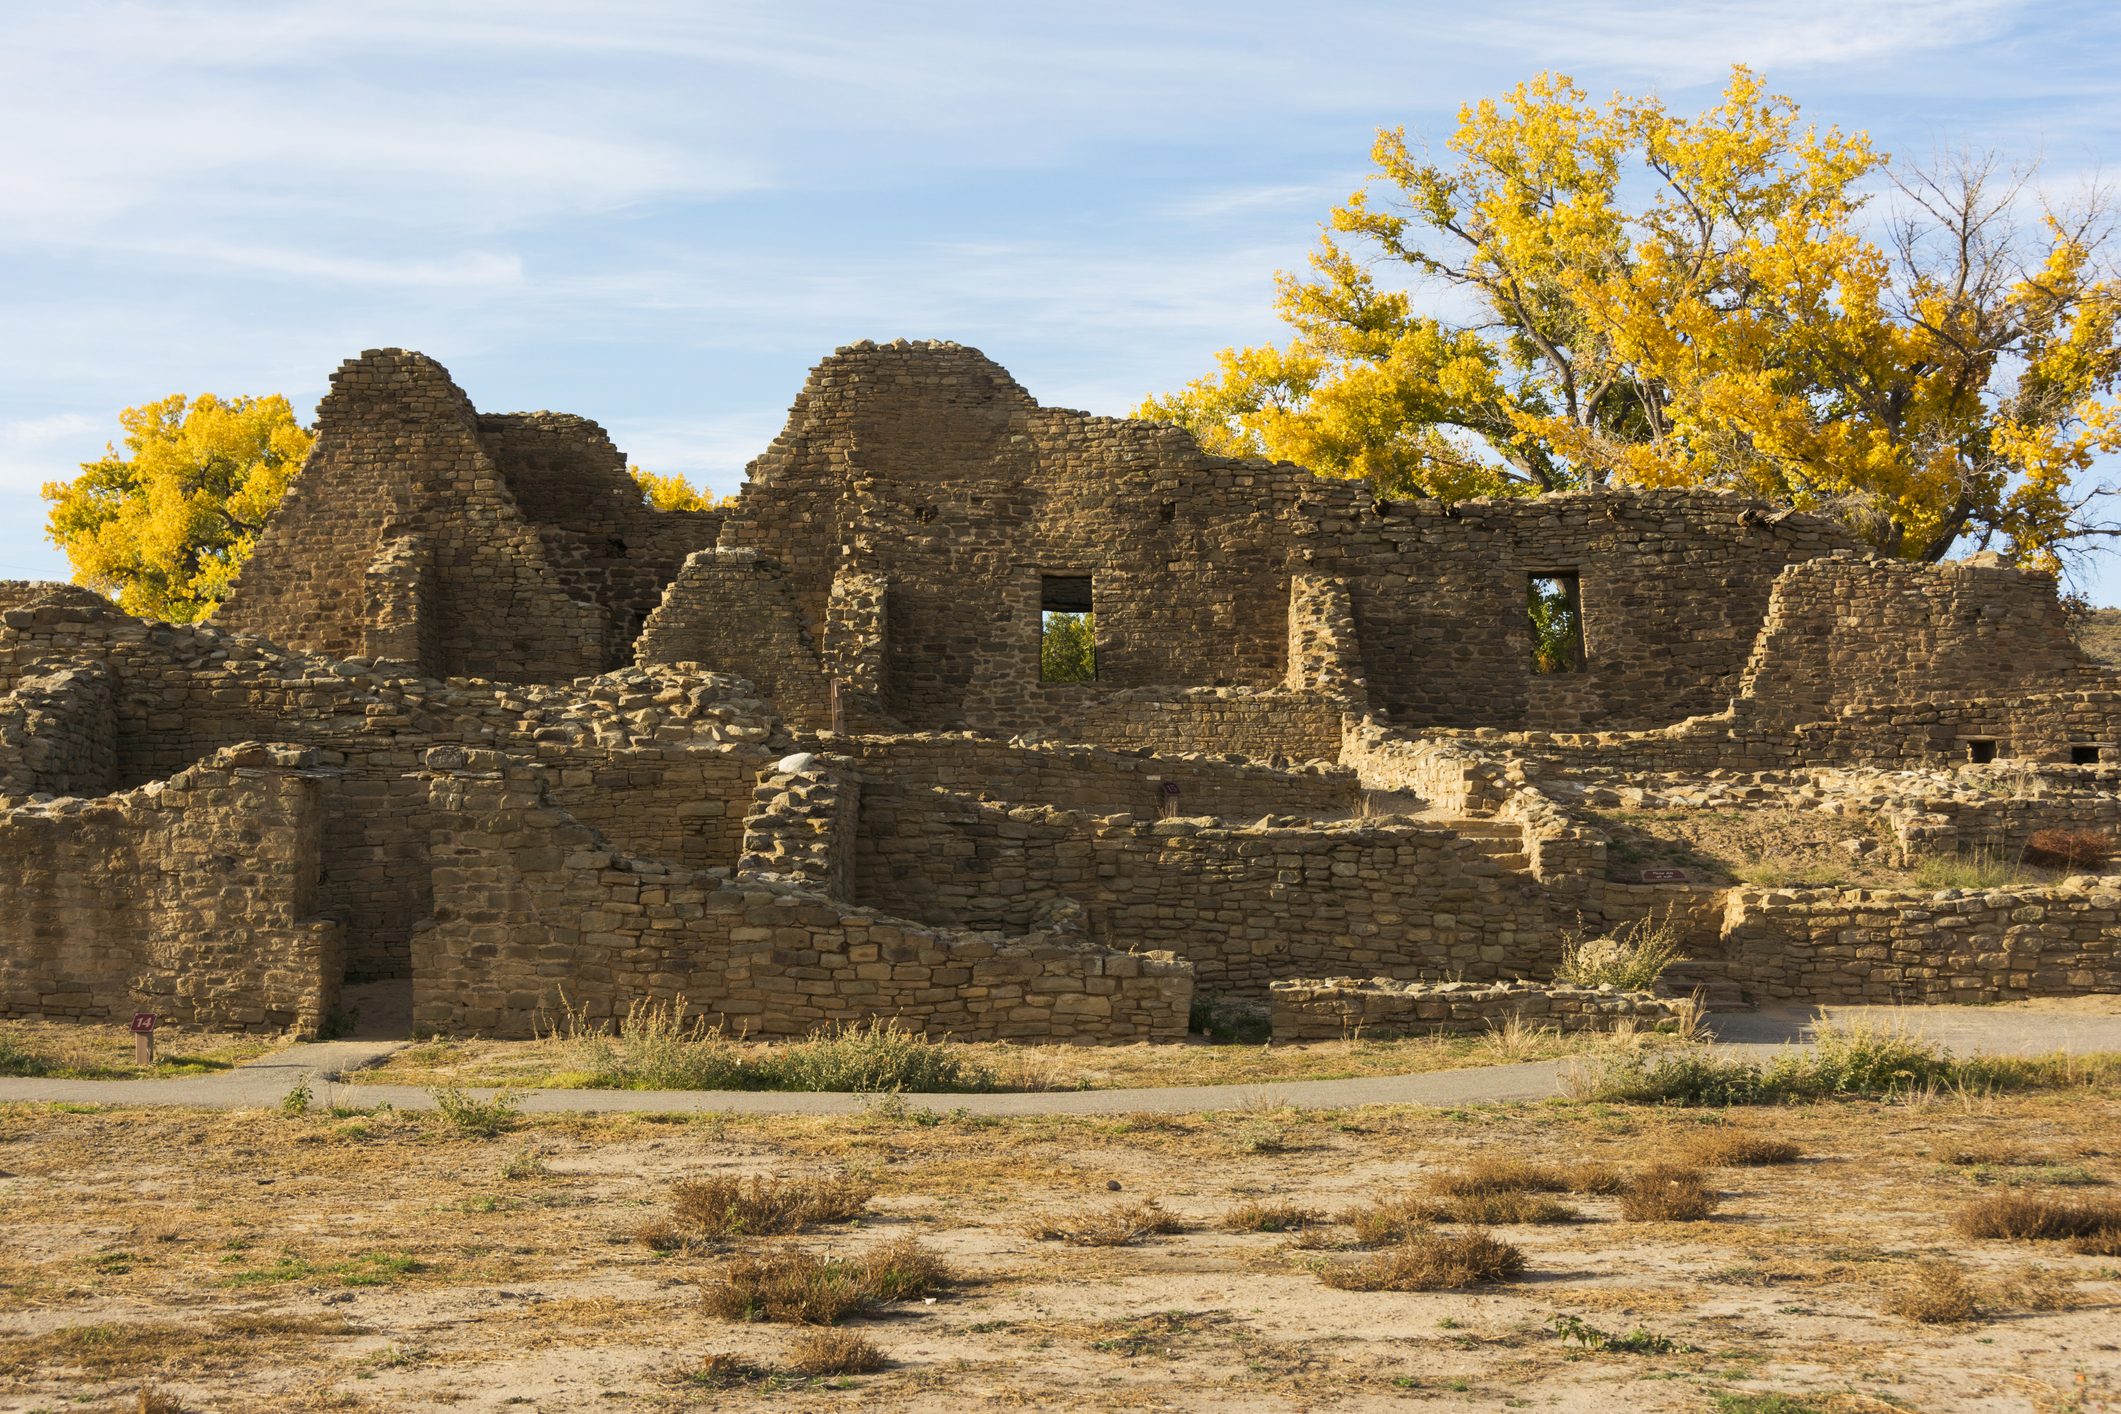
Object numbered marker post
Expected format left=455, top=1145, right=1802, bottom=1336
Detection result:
left=129, top=1012, right=157, bottom=1066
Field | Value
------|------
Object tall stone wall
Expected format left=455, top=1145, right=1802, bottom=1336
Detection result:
left=414, top=752, right=1192, bottom=1041
left=637, top=549, right=835, bottom=726
left=1739, top=555, right=2107, bottom=723
left=218, top=350, right=720, bottom=683
left=0, top=744, right=340, bottom=1033
left=1300, top=488, right=1858, bottom=732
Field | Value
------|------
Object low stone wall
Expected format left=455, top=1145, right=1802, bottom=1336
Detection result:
left=413, top=750, right=1193, bottom=1042
left=972, top=687, right=1347, bottom=764
left=828, top=732, right=1361, bottom=821
left=1270, top=978, right=1683, bottom=1040
left=1719, top=879, right=2121, bottom=1003
left=0, top=743, right=341, bottom=1033
left=853, top=784, right=1564, bottom=998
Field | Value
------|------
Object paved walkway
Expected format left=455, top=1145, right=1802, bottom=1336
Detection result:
left=3, top=1004, right=2117, bottom=1117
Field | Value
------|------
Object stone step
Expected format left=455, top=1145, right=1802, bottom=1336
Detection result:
left=1660, top=963, right=1749, bottom=1012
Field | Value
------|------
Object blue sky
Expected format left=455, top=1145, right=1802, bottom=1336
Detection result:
left=5, top=1, right=2121, bottom=597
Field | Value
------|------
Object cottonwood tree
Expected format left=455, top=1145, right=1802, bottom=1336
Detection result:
left=1138, top=68, right=2121, bottom=568
left=42, top=393, right=313, bottom=622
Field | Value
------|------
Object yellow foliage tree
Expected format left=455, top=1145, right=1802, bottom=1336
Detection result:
left=41, top=394, right=314, bottom=622
left=1138, top=68, right=2121, bottom=566
left=631, top=465, right=734, bottom=512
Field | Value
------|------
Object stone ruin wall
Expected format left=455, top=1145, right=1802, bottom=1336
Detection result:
left=4, top=340, right=2119, bottom=1042
left=1270, top=978, right=1685, bottom=1041
left=216, top=350, right=723, bottom=684
left=415, top=751, right=1192, bottom=1041
left=851, top=782, right=1563, bottom=999
left=0, top=744, right=339, bottom=1033
left=0, top=599, right=776, bottom=981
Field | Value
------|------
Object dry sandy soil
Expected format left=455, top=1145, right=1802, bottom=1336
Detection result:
left=2, top=1080, right=2118, bottom=1412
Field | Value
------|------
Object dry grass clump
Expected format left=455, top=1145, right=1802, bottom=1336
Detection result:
left=1677, top=1129, right=1804, bottom=1167
left=137, top=1390, right=186, bottom=1414
left=1618, top=1164, right=1720, bottom=1222
left=2022, top=828, right=2114, bottom=871
left=699, top=1238, right=955, bottom=1324
left=1319, top=1227, right=1525, bottom=1292
left=1023, top=1200, right=1185, bottom=1247
left=1433, top=1191, right=1582, bottom=1225
left=786, top=1328, right=888, bottom=1375
left=668, top=1173, right=874, bottom=1238
left=683, top=1352, right=773, bottom=1390
left=1954, top=1191, right=2121, bottom=1251
left=1219, top=1201, right=1323, bottom=1233
left=1425, top=1156, right=1573, bottom=1196
left=1342, top=1193, right=1433, bottom=1245
left=1882, top=1258, right=1981, bottom=1324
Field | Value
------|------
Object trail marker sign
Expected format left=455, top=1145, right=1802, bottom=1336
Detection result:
left=130, top=1012, right=156, bottom=1065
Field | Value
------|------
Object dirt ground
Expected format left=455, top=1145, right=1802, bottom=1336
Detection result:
left=3, top=1083, right=2118, bottom=1412
left=1589, top=807, right=2071, bottom=890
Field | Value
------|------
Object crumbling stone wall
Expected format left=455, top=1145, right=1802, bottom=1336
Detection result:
left=637, top=549, right=835, bottom=726
left=0, top=600, right=776, bottom=978
left=827, top=732, right=1361, bottom=820
left=415, top=751, right=1192, bottom=1041
left=1271, top=978, right=1683, bottom=1040
left=1299, top=488, right=1856, bottom=732
left=0, top=744, right=340, bottom=1032
left=852, top=785, right=1562, bottom=997
left=1717, top=880, right=2121, bottom=1003
left=219, top=350, right=721, bottom=683
left=0, top=662, right=115, bottom=797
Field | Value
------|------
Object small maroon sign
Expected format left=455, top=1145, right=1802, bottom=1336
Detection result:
left=129, top=1012, right=157, bottom=1035
left=1638, top=868, right=1687, bottom=884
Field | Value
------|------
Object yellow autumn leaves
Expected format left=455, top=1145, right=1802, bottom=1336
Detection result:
left=1140, top=67, right=2121, bottom=567
left=40, top=394, right=313, bottom=623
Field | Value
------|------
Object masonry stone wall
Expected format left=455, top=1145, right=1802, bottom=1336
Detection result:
left=414, top=751, right=1192, bottom=1041
left=1716, top=880, right=2121, bottom=1004
left=219, top=350, right=720, bottom=683
left=826, top=732, right=1361, bottom=821
left=0, top=663, right=116, bottom=797
left=0, top=601, right=777, bottom=978
left=0, top=744, right=340, bottom=1033
left=1270, top=978, right=1684, bottom=1040
left=852, top=784, right=1563, bottom=997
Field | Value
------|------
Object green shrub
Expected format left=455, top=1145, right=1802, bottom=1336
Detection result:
left=765, top=1019, right=996, bottom=1094
left=428, top=1087, right=521, bottom=1138
left=1553, top=917, right=1685, bottom=992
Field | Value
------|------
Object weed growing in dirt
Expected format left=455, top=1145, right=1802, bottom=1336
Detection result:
left=2022, top=828, right=2115, bottom=871
left=1554, top=917, right=1686, bottom=991
left=1318, top=1228, right=1525, bottom=1291
left=1955, top=1192, right=2121, bottom=1252
left=0, top=1028, right=54, bottom=1078
left=787, top=1328, right=887, bottom=1375
left=1219, top=1201, right=1322, bottom=1233
left=1618, top=1165, right=1719, bottom=1221
left=428, top=1087, right=520, bottom=1137
left=1550, top=1313, right=1693, bottom=1353
left=1023, top=1200, right=1185, bottom=1247
left=1883, top=1258, right=1981, bottom=1323
left=1677, top=1130, right=1803, bottom=1167
left=669, top=1173, right=874, bottom=1238
left=498, top=1145, right=548, bottom=1180
left=700, top=1239, right=955, bottom=1324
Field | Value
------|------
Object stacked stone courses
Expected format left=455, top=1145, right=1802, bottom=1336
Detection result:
left=1, top=340, right=2117, bottom=1040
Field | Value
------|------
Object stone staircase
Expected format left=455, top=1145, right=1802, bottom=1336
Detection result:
left=1436, top=817, right=1531, bottom=873
left=1659, top=960, right=1749, bottom=1012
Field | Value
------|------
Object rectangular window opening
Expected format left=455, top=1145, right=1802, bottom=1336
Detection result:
left=1965, top=738, right=1998, bottom=764
left=2072, top=744, right=2102, bottom=766
left=1040, top=575, right=1095, bottom=683
left=1527, top=572, right=1586, bottom=674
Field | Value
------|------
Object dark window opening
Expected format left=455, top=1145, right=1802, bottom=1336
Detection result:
left=1040, top=575, right=1095, bottom=683
left=1966, top=738, right=1998, bottom=764
left=1528, top=572, right=1586, bottom=674
left=2072, top=744, right=2103, bottom=765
